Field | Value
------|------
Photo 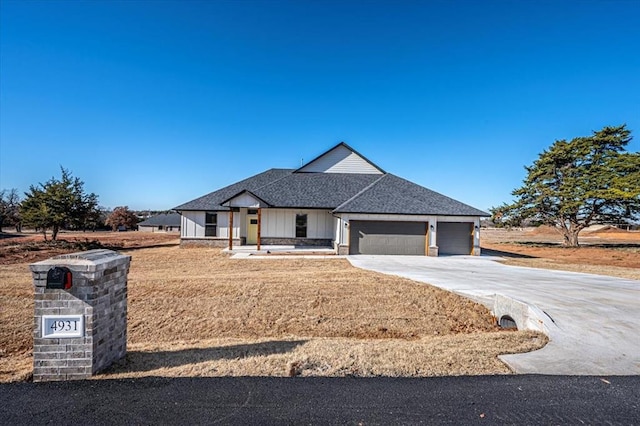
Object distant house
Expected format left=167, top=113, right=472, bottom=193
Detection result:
left=174, top=142, right=489, bottom=256
left=138, top=213, right=181, bottom=233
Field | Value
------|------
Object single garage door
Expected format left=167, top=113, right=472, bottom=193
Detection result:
left=437, top=222, right=472, bottom=255
left=349, top=221, right=426, bottom=255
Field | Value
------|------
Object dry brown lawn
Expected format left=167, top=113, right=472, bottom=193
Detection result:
left=482, top=227, right=640, bottom=280
left=0, top=233, right=545, bottom=382
left=4, top=226, right=637, bottom=382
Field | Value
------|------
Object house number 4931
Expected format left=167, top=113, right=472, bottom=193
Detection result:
left=42, top=315, right=84, bottom=338
left=50, top=320, right=78, bottom=332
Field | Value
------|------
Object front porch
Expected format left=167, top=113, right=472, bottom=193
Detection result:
left=222, top=244, right=336, bottom=258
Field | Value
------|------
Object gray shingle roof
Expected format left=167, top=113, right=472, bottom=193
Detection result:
left=173, top=168, right=293, bottom=211
left=250, top=173, right=382, bottom=208
left=138, top=213, right=181, bottom=227
left=334, top=174, right=489, bottom=216
left=174, top=169, right=489, bottom=216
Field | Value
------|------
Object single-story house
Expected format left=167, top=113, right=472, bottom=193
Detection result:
left=174, top=143, right=489, bottom=256
left=138, top=213, right=181, bottom=233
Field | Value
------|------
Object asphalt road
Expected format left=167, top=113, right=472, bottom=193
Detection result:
left=1, top=375, right=638, bottom=425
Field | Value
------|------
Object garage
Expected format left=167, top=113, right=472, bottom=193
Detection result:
left=437, top=222, right=473, bottom=255
left=349, top=221, right=426, bottom=255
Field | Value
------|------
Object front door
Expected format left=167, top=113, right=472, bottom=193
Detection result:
left=247, top=216, right=258, bottom=244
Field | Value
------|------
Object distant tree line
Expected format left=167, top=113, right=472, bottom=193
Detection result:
left=105, top=206, right=139, bottom=231
left=1, top=167, right=164, bottom=240
left=0, top=188, right=22, bottom=232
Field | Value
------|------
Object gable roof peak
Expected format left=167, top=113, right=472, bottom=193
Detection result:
left=295, top=142, right=385, bottom=175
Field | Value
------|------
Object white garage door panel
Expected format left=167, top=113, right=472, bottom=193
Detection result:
left=437, top=222, right=472, bottom=255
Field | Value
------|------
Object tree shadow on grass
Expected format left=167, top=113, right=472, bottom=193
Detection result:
left=583, top=243, right=640, bottom=249
left=0, top=232, right=27, bottom=240
left=502, top=241, right=639, bottom=250
left=56, top=238, right=180, bottom=253
left=481, top=248, right=537, bottom=259
left=103, top=340, right=307, bottom=374
left=116, top=242, right=180, bottom=252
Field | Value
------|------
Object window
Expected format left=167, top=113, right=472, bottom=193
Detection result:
left=205, top=212, right=217, bottom=237
left=296, top=214, right=307, bottom=238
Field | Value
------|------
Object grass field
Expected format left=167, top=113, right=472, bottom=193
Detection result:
left=0, top=231, right=549, bottom=382
left=3, top=226, right=636, bottom=382
left=482, top=226, right=640, bottom=280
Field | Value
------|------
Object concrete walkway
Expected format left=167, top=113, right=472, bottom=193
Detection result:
left=225, top=245, right=337, bottom=259
left=348, top=255, right=640, bottom=375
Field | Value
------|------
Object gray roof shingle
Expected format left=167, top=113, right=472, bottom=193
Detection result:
left=173, top=168, right=293, bottom=211
left=334, top=174, right=489, bottom=216
left=174, top=169, right=488, bottom=216
left=250, top=173, right=382, bottom=208
left=138, top=213, right=182, bottom=227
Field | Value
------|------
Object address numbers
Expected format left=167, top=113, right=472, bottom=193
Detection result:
left=42, top=315, right=84, bottom=338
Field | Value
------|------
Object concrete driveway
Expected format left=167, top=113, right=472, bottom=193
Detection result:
left=348, top=255, right=640, bottom=375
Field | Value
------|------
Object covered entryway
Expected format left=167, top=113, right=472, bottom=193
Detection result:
left=246, top=214, right=258, bottom=244
left=349, top=221, right=426, bottom=255
left=437, top=222, right=473, bottom=255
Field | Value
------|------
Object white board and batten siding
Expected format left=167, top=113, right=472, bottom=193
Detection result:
left=298, top=144, right=383, bottom=174
left=181, top=211, right=239, bottom=238
left=182, top=209, right=332, bottom=239
left=217, top=211, right=240, bottom=238
left=262, top=209, right=334, bottom=239
left=227, top=192, right=264, bottom=208
left=181, top=212, right=202, bottom=237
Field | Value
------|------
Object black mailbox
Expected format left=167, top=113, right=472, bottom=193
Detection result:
left=46, top=267, right=72, bottom=290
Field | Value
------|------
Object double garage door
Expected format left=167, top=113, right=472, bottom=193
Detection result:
left=349, top=221, right=472, bottom=255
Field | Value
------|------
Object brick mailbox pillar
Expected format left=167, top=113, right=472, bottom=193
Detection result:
left=29, top=249, right=131, bottom=382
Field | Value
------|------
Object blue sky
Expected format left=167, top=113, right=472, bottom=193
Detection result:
left=1, top=0, right=639, bottom=211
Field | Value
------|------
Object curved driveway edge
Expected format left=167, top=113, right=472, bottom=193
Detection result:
left=347, top=255, right=640, bottom=375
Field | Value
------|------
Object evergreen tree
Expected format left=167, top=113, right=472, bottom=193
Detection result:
left=21, top=168, right=100, bottom=240
left=492, top=125, right=640, bottom=246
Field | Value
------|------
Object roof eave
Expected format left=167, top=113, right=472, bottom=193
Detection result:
left=333, top=209, right=490, bottom=217
left=219, top=190, right=272, bottom=208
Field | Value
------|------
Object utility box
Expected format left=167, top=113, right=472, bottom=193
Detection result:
left=30, top=249, right=131, bottom=382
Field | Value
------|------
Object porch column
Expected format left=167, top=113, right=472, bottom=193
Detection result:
left=228, top=210, right=234, bottom=250
left=257, top=208, right=261, bottom=251
left=425, top=222, right=430, bottom=256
